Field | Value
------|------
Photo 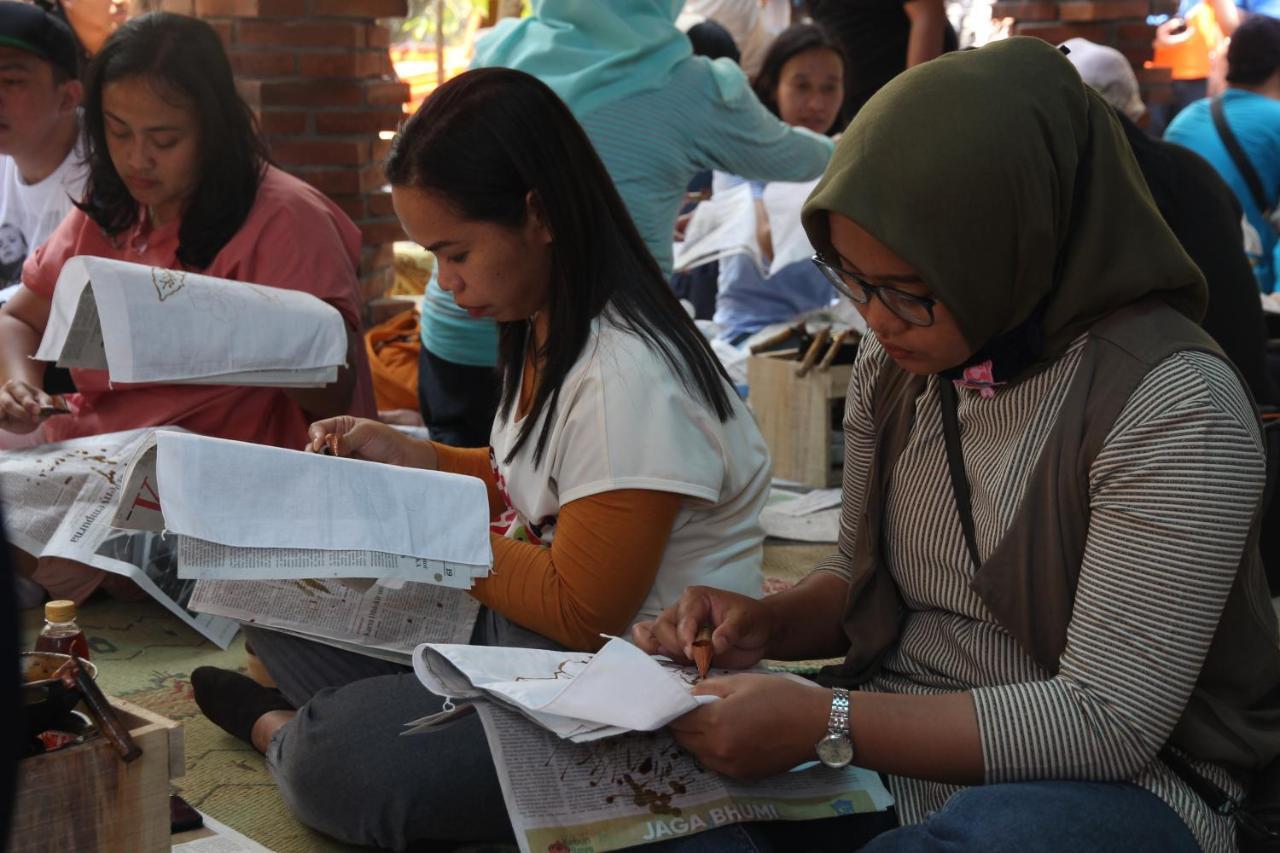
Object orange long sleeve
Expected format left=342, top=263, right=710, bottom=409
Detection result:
left=470, top=488, right=682, bottom=652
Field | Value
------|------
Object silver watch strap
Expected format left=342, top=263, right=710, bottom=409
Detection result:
left=827, top=687, right=850, bottom=734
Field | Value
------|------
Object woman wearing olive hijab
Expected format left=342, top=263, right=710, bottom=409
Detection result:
left=638, top=38, right=1280, bottom=851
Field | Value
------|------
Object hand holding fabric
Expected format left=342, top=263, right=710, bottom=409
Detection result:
left=306, top=416, right=436, bottom=469
left=668, top=672, right=830, bottom=779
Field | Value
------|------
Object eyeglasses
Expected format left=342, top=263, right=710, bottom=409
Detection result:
left=811, top=254, right=937, bottom=327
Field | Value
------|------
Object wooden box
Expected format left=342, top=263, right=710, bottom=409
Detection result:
left=748, top=350, right=853, bottom=488
left=9, top=696, right=184, bottom=853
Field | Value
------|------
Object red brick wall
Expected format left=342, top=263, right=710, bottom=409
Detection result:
left=159, top=0, right=410, bottom=317
left=992, top=0, right=1180, bottom=107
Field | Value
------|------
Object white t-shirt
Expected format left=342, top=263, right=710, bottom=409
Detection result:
left=0, top=135, right=87, bottom=289
left=490, top=314, right=771, bottom=626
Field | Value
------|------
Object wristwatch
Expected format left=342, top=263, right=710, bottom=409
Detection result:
left=815, top=687, right=854, bottom=769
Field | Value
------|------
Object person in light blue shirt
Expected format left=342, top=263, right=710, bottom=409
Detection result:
left=1165, top=15, right=1280, bottom=292
left=417, top=0, right=834, bottom=446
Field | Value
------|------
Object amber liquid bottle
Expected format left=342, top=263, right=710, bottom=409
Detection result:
left=34, top=599, right=90, bottom=660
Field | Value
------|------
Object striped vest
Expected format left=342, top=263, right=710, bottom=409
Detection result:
left=822, top=299, right=1280, bottom=778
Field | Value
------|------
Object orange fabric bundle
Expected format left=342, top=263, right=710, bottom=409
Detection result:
left=364, top=309, right=420, bottom=412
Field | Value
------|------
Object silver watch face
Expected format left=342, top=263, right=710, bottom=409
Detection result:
left=816, top=733, right=853, bottom=768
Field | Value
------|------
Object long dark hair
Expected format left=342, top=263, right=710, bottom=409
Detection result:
left=76, top=13, right=268, bottom=270
left=386, top=67, right=736, bottom=466
left=751, top=23, right=846, bottom=134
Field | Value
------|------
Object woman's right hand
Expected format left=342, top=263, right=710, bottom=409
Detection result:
left=0, top=379, right=53, bottom=434
left=306, top=416, right=437, bottom=469
left=632, top=585, right=775, bottom=671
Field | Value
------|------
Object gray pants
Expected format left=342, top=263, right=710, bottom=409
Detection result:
left=245, top=610, right=567, bottom=850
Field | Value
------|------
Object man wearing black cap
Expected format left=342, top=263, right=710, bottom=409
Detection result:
left=0, top=0, right=84, bottom=303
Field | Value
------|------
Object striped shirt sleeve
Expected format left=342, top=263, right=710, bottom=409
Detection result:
left=970, top=351, right=1265, bottom=782
left=808, top=334, right=890, bottom=583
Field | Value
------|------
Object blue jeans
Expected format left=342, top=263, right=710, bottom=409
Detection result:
left=642, top=780, right=1201, bottom=852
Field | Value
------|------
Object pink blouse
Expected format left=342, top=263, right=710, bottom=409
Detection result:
left=23, top=165, right=376, bottom=448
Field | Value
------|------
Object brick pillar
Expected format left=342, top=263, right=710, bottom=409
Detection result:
left=991, top=0, right=1179, bottom=109
left=159, top=0, right=410, bottom=318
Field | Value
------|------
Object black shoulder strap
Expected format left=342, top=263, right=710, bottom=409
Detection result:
left=938, top=379, right=982, bottom=571
left=1211, top=95, right=1273, bottom=216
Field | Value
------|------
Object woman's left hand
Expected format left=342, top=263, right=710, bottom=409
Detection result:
left=667, top=673, right=832, bottom=780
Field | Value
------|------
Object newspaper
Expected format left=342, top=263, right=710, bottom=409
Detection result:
left=0, top=429, right=238, bottom=648
left=672, top=183, right=761, bottom=273
left=409, top=638, right=723, bottom=742
left=112, top=430, right=492, bottom=586
left=476, top=702, right=893, bottom=853
left=189, top=577, right=479, bottom=664
left=34, top=256, right=346, bottom=387
left=759, top=487, right=841, bottom=543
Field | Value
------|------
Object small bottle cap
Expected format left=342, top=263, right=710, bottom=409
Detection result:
left=45, top=600, right=77, bottom=623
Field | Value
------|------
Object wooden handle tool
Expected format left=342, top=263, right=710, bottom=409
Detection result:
left=59, top=656, right=141, bottom=763
left=817, top=329, right=852, bottom=372
left=748, top=322, right=804, bottom=355
left=692, top=625, right=714, bottom=680
left=795, top=326, right=831, bottom=378
left=38, top=395, right=70, bottom=418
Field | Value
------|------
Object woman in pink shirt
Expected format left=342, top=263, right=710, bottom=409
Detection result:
left=0, top=12, right=375, bottom=449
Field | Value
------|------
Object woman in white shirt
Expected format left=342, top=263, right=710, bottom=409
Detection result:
left=191, top=66, right=772, bottom=849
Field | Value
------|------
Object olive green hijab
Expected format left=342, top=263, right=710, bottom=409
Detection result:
left=801, top=37, right=1207, bottom=370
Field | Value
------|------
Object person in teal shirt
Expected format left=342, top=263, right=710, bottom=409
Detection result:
left=418, top=0, right=834, bottom=445
left=1165, top=15, right=1280, bottom=292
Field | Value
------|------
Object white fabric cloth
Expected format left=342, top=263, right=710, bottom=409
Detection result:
left=0, top=135, right=86, bottom=286
left=35, top=256, right=348, bottom=385
left=152, top=430, right=493, bottom=569
left=490, top=313, right=770, bottom=624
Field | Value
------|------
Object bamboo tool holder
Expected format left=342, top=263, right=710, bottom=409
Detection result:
left=10, top=696, right=184, bottom=853
left=748, top=348, right=853, bottom=487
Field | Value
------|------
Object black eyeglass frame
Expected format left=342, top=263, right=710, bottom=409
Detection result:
left=810, top=254, right=938, bottom=328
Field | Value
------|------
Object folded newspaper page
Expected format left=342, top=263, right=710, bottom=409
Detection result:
left=112, top=431, right=493, bottom=586
left=0, top=429, right=238, bottom=647
left=189, top=578, right=479, bottom=664
left=476, top=702, right=893, bottom=853
left=672, top=183, right=761, bottom=274
left=34, top=256, right=346, bottom=387
left=409, top=638, right=722, bottom=742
